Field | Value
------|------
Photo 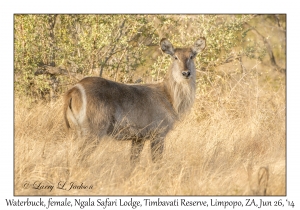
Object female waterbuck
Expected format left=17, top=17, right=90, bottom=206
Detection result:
left=63, top=37, right=206, bottom=164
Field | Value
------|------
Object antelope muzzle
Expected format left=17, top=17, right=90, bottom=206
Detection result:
left=182, top=70, right=191, bottom=79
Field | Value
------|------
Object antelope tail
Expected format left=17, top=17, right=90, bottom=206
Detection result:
left=63, top=94, right=72, bottom=130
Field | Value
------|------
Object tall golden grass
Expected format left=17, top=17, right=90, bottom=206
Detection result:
left=14, top=61, right=285, bottom=195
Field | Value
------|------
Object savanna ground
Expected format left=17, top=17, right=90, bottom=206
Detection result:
left=14, top=58, right=286, bottom=195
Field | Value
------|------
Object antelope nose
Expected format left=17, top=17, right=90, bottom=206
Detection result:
left=182, top=71, right=191, bottom=77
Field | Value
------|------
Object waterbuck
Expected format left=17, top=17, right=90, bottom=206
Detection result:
left=63, top=37, right=206, bottom=164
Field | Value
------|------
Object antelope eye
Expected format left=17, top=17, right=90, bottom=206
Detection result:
left=190, top=55, right=194, bottom=59
left=174, top=56, right=178, bottom=60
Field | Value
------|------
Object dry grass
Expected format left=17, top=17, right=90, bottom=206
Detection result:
left=14, top=61, right=285, bottom=196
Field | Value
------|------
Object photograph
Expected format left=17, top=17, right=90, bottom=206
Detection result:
left=13, top=14, right=286, bottom=196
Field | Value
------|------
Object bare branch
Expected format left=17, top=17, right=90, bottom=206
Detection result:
left=245, top=22, right=285, bottom=74
left=99, top=19, right=127, bottom=77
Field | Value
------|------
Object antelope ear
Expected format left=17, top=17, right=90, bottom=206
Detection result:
left=192, top=37, right=206, bottom=55
left=160, top=38, right=175, bottom=56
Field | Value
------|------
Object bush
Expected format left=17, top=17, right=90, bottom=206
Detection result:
left=14, top=14, right=286, bottom=101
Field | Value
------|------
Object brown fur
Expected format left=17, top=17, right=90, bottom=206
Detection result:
left=63, top=38, right=206, bottom=164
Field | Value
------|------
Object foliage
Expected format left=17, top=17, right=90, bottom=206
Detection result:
left=149, top=15, right=255, bottom=81
left=14, top=14, right=286, bottom=100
